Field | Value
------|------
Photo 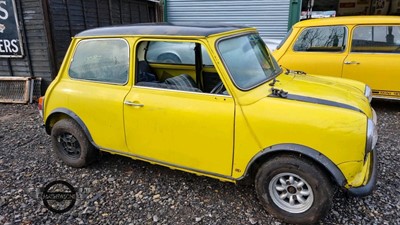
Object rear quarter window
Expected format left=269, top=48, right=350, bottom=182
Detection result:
left=293, top=26, right=347, bottom=52
left=351, top=25, right=400, bottom=54
left=69, top=39, right=129, bottom=84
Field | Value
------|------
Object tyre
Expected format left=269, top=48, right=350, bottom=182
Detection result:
left=255, top=155, right=333, bottom=224
left=51, top=118, right=98, bottom=168
left=157, top=53, right=181, bottom=64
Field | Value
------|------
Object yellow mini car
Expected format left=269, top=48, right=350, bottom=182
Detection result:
left=39, top=23, right=378, bottom=224
left=273, top=16, right=400, bottom=100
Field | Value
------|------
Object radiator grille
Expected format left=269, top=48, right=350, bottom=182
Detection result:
left=0, top=77, right=41, bottom=104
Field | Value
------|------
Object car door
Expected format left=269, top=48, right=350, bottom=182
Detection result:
left=278, top=25, right=348, bottom=77
left=342, top=25, right=400, bottom=98
left=123, top=39, right=235, bottom=177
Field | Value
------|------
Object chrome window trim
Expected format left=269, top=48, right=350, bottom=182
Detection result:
left=133, top=85, right=233, bottom=98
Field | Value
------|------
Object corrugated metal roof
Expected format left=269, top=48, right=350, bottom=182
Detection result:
left=167, top=0, right=291, bottom=40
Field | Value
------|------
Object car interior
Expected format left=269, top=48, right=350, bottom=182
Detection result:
left=351, top=26, right=400, bottom=53
left=135, top=41, right=227, bottom=95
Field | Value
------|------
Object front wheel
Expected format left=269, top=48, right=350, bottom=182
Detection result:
left=255, top=155, right=334, bottom=224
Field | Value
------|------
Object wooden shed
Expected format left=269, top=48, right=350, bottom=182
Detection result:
left=0, top=0, right=159, bottom=100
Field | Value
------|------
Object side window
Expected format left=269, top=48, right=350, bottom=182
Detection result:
left=351, top=26, right=400, bottom=53
left=136, top=40, right=227, bottom=95
left=146, top=41, right=212, bottom=66
left=69, top=39, right=129, bottom=84
left=293, top=26, right=346, bottom=52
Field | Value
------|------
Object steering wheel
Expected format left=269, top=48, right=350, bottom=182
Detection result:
left=210, top=81, right=226, bottom=94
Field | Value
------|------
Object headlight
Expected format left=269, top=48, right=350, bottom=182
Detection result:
left=364, top=85, right=372, bottom=103
left=372, top=108, right=377, bottom=125
left=366, top=119, right=378, bottom=155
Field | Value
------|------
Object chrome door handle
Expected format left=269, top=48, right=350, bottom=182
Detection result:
left=344, top=61, right=360, bottom=65
left=124, top=101, right=144, bottom=107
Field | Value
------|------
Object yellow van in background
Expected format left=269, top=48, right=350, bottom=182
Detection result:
left=273, top=16, right=400, bottom=100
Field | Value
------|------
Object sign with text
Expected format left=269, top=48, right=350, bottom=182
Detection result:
left=0, top=0, right=23, bottom=57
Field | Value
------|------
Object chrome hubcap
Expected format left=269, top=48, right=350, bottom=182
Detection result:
left=269, top=172, right=314, bottom=213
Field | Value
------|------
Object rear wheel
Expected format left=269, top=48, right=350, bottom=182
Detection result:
left=51, top=118, right=98, bottom=167
left=255, top=155, right=333, bottom=224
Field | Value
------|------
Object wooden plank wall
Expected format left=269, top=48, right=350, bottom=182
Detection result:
left=48, top=0, right=157, bottom=71
left=0, top=0, right=157, bottom=91
left=0, top=0, right=52, bottom=81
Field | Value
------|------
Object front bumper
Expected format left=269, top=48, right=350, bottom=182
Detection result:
left=347, top=149, right=377, bottom=197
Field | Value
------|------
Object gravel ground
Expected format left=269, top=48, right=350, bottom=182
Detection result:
left=0, top=100, right=399, bottom=225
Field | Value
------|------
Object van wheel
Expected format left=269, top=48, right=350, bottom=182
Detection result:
left=51, top=118, right=98, bottom=168
left=255, top=155, right=333, bottom=224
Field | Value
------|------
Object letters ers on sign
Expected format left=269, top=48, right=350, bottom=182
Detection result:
left=0, top=0, right=23, bottom=57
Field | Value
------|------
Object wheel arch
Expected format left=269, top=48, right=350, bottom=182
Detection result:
left=45, top=108, right=95, bottom=146
left=238, top=144, right=347, bottom=187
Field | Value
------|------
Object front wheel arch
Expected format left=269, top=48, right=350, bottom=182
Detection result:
left=239, top=144, right=346, bottom=188
left=255, top=154, right=334, bottom=224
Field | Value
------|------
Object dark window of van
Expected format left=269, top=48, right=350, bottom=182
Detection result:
left=293, top=26, right=347, bottom=52
left=351, top=26, right=400, bottom=54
